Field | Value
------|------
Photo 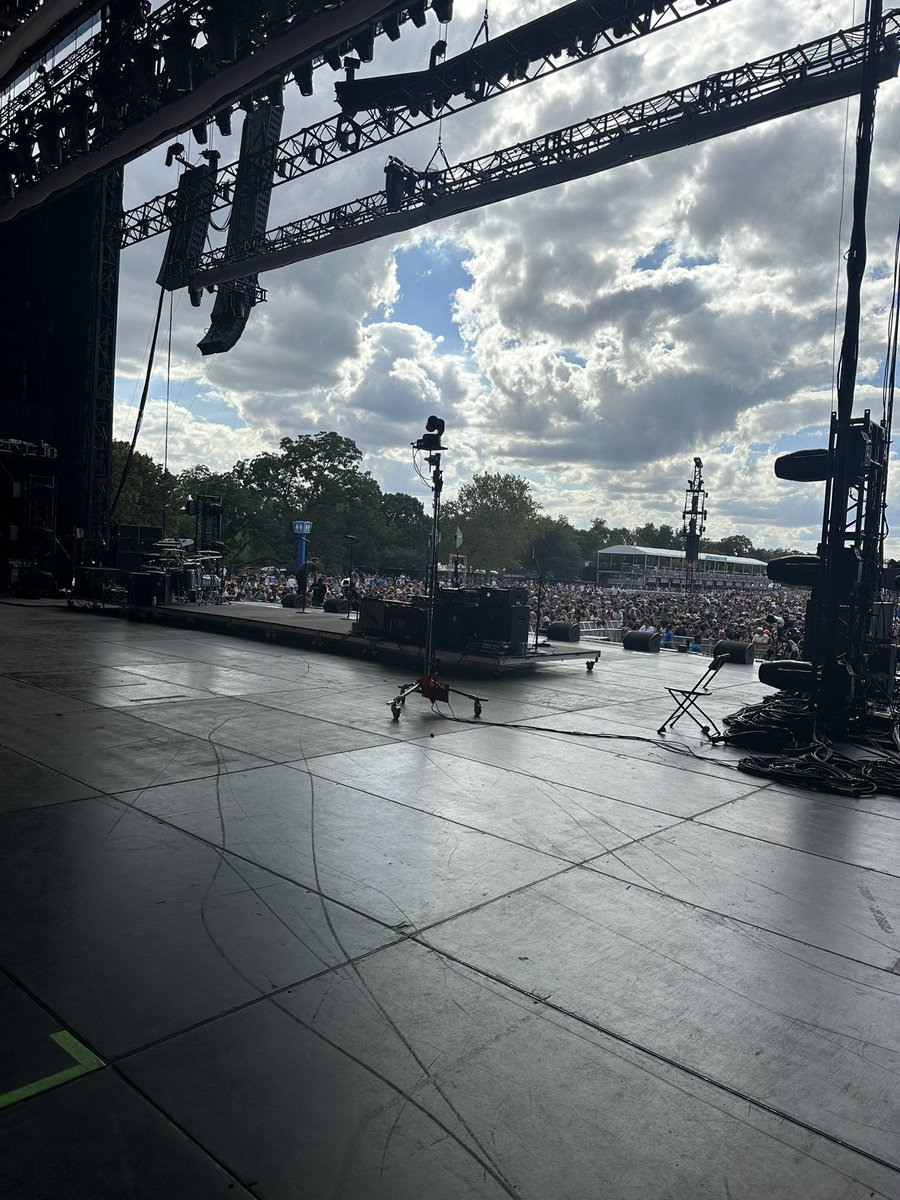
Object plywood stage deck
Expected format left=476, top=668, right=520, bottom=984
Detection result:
left=1, top=598, right=899, bottom=1199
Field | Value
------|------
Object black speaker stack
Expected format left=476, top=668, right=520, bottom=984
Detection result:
left=111, top=524, right=163, bottom=571
left=356, top=588, right=530, bottom=655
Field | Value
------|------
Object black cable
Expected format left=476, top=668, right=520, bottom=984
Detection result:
left=736, top=745, right=877, bottom=797
left=430, top=705, right=703, bottom=761
left=110, top=285, right=166, bottom=518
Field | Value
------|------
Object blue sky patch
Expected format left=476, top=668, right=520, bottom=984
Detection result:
left=374, top=242, right=469, bottom=351
left=180, top=389, right=245, bottom=429
left=557, top=348, right=586, bottom=367
left=679, top=252, right=718, bottom=269
left=634, top=240, right=672, bottom=271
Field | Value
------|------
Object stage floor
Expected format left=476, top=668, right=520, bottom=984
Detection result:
left=145, top=597, right=596, bottom=672
left=1, top=599, right=899, bottom=1199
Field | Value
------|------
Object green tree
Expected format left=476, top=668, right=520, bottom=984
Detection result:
left=632, top=522, right=661, bottom=548
left=171, top=463, right=270, bottom=565
left=751, top=544, right=804, bottom=562
left=532, top=515, right=584, bottom=580
left=704, top=533, right=755, bottom=558
left=231, top=432, right=383, bottom=572
left=445, top=473, right=540, bottom=572
left=575, top=517, right=611, bottom=564
left=109, top=440, right=171, bottom=529
left=607, top=526, right=635, bottom=547
left=380, top=492, right=430, bottom=572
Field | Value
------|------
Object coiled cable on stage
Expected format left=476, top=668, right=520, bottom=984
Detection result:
left=857, top=756, right=900, bottom=794
left=718, top=692, right=815, bottom=750
left=736, top=745, right=877, bottom=797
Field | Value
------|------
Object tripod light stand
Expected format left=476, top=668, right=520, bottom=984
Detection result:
left=389, top=416, right=487, bottom=721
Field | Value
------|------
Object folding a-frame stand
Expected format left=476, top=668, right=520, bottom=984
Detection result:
left=657, top=654, right=729, bottom=738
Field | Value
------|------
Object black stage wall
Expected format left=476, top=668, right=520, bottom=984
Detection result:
left=0, top=171, right=122, bottom=590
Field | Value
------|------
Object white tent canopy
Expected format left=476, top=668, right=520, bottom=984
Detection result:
left=597, top=544, right=767, bottom=567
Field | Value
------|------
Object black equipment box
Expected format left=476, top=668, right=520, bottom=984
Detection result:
left=357, top=592, right=529, bottom=654
left=479, top=586, right=529, bottom=606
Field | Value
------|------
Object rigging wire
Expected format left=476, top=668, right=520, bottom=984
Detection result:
left=469, top=0, right=489, bottom=50
left=425, top=20, right=452, bottom=174
left=161, top=289, right=173, bottom=535
left=879, top=211, right=900, bottom=549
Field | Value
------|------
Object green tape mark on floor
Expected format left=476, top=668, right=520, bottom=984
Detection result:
left=0, top=1031, right=104, bottom=1109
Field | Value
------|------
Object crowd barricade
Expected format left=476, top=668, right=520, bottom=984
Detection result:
left=578, top=621, right=624, bottom=641
left=578, top=620, right=613, bottom=639
left=658, top=635, right=717, bottom=655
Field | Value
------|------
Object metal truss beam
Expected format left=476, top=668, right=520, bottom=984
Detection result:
left=81, top=167, right=122, bottom=561
left=189, top=13, right=900, bottom=290
left=122, top=0, right=734, bottom=248
left=0, top=0, right=432, bottom=223
left=0, top=1, right=101, bottom=91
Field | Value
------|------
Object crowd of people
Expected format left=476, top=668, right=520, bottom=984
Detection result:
left=220, top=566, right=809, bottom=657
left=515, top=580, right=807, bottom=657
left=218, top=569, right=428, bottom=606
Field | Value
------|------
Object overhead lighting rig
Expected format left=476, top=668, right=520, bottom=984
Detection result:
left=0, top=0, right=444, bottom=220
left=185, top=12, right=900, bottom=291
left=121, top=0, right=735, bottom=248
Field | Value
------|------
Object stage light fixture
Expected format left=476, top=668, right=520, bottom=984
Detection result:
left=293, top=61, right=314, bottom=95
left=214, top=108, right=232, bottom=135
left=385, top=158, right=407, bottom=210
left=352, top=28, right=374, bottom=61
left=192, top=121, right=208, bottom=144
left=63, top=94, right=91, bottom=155
left=408, top=1, right=427, bottom=28
left=36, top=114, right=64, bottom=169
left=129, top=41, right=160, bottom=107
left=383, top=12, right=401, bottom=40
left=206, top=0, right=238, bottom=64
left=165, top=142, right=185, bottom=167
left=430, top=40, right=447, bottom=69
left=433, top=0, right=453, bottom=22
left=162, top=17, right=195, bottom=93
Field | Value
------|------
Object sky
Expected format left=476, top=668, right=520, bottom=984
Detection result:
left=112, top=0, right=900, bottom=553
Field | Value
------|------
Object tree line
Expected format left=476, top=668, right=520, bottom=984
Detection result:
left=110, top=434, right=800, bottom=578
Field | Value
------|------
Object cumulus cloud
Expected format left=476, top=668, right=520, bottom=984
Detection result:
left=114, top=0, right=900, bottom=551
